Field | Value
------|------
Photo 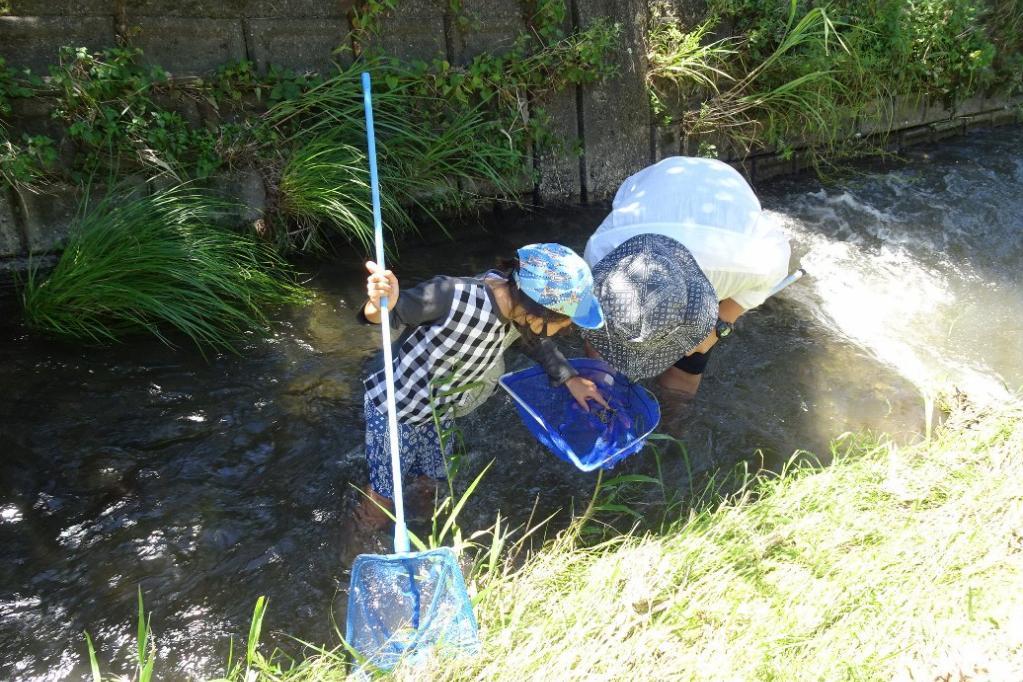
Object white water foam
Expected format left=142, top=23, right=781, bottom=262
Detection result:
left=773, top=207, right=1010, bottom=402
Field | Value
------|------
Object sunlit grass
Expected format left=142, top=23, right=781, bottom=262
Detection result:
left=691, top=5, right=854, bottom=157
left=648, top=1, right=894, bottom=163
left=276, top=137, right=396, bottom=252
left=646, top=20, right=735, bottom=122
left=421, top=402, right=1023, bottom=681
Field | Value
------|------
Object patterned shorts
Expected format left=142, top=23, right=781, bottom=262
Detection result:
left=364, top=392, right=453, bottom=499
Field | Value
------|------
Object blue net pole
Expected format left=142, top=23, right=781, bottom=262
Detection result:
left=362, top=72, right=409, bottom=555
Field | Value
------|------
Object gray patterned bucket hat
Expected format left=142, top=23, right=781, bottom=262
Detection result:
left=581, top=233, right=718, bottom=379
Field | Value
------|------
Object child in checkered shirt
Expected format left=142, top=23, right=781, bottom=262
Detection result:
left=352, top=243, right=607, bottom=532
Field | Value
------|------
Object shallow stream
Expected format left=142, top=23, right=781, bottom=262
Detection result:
left=1, top=125, right=1021, bottom=679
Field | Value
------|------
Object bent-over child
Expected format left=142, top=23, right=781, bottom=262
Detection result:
left=353, top=243, right=607, bottom=532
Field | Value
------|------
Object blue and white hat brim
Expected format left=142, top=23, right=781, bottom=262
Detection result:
left=570, top=292, right=605, bottom=329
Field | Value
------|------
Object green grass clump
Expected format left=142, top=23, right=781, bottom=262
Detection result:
left=21, top=185, right=308, bottom=351
left=276, top=137, right=386, bottom=252
left=267, top=59, right=524, bottom=251
left=274, top=110, right=522, bottom=252
left=647, top=3, right=861, bottom=161
left=646, top=20, right=735, bottom=122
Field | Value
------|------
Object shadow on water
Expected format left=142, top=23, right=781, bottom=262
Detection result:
left=1, top=125, right=1022, bottom=678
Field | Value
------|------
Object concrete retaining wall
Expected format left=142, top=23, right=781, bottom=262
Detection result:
left=1, top=0, right=1021, bottom=271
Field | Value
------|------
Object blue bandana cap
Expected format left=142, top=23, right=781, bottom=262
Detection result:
left=514, top=243, right=605, bottom=329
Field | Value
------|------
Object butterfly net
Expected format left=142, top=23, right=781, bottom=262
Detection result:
left=346, top=547, right=479, bottom=672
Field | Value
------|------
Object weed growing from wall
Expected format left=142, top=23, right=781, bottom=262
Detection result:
left=47, top=47, right=255, bottom=181
left=0, top=58, right=55, bottom=189
left=648, top=0, right=1022, bottom=163
left=646, top=20, right=735, bottom=125
left=1, top=129, right=57, bottom=190
left=0, top=3, right=618, bottom=250
left=649, top=4, right=854, bottom=161
left=987, top=0, right=1023, bottom=92
left=0, top=57, right=33, bottom=116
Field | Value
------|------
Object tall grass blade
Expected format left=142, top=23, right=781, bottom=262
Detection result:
left=268, top=58, right=524, bottom=252
left=136, top=588, right=148, bottom=668
left=246, top=596, right=267, bottom=670
left=83, top=631, right=102, bottom=682
left=435, top=461, right=493, bottom=549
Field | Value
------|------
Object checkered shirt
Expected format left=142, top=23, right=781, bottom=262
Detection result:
left=364, top=279, right=512, bottom=424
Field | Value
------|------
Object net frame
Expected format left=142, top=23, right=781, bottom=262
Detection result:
left=346, top=547, right=480, bottom=672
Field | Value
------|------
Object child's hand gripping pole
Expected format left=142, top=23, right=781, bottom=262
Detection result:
left=362, top=72, right=410, bottom=554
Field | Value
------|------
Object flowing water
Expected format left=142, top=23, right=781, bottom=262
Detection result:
left=1, top=125, right=1021, bottom=679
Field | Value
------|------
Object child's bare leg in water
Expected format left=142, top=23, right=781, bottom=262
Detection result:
left=353, top=485, right=393, bottom=530
left=353, top=477, right=438, bottom=531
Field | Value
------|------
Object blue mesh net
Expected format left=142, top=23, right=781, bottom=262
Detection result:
left=346, top=547, right=480, bottom=672
left=499, top=358, right=660, bottom=471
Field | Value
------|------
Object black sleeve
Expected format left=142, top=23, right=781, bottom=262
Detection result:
left=356, top=276, right=458, bottom=329
left=518, top=335, right=579, bottom=386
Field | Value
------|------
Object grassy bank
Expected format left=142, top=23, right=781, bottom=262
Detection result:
left=424, top=403, right=1023, bottom=681
left=84, top=399, right=1023, bottom=680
